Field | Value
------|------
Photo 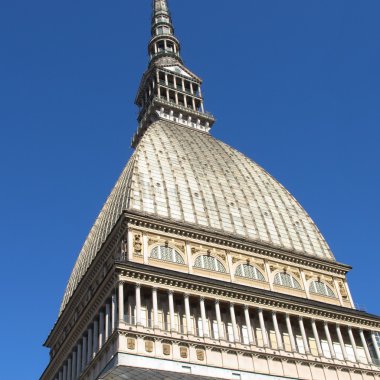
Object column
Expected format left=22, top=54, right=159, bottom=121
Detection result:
left=93, top=319, right=99, bottom=356
left=200, top=297, right=209, bottom=337
left=348, top=327, right=360, bottom=362
left=118, top=281, right=124, bottom=324
left=299, top=317, right=311, bottom=354
left=215, top=300, right=224, bottom=340
left=336, top=325, right=348, bottom=360
left=168, top=290, right=176, bottom=331
left=152, top=288, right=159, bottom=328
left=99, top=310, right=105, bottom=350
left=81, top=336, right=87, bottom=369
left=76, top=343, right=81, bottom=377
left=87, top=327, right=93, bottom=363
left=67, top=358, right=72, bottom=380
left=229, top=303, right=239, bottom=342
left=62, top=364, right=67, bottom=380
left=244, top=306, right=254, bottom=344
left=324, top=322, right=336, bottom=359
left=71, top=351, right=76, bottom=380
left=285, top=314, right=297, bottom=352
left=258, top=308, right=269, bottom=347
left=272, top=312, right=284, bottom=350
left=135, top=284, right=142, bottom=325
left=111, top=293, right=117, bottom=332
left=359, top=329, right=372, bottom=364
left=184, top=294, right=192, bottom=335
left=58, top=370, right=63, bottom=380
left=311, top=319, right=323, bottom=356
left=105, top=303, right=111, bottom=340
left=371, top=332, right=380, bottom=361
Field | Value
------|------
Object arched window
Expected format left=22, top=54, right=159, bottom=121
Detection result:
left=309, top=280, right=335, bottom=298
left=194, top=255, right=226, bottom=273
left=150, top=246, right=184, bottom=264
left=235, top=264, right=265, bottom=281
left=274, top=272, right=302, bottom=290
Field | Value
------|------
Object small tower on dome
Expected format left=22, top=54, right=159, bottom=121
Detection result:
left=132, top=0, right=215, bottom=148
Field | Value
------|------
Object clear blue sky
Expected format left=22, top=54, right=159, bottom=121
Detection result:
left=0, top=1, right=379, bottom=379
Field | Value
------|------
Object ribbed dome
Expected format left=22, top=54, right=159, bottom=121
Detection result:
left=60, top=120, right=334, bottom=314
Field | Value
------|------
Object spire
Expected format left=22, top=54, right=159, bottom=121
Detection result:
left=132, top=0, right=215, bottom=148
left=149, top=0, right=181, bottom=64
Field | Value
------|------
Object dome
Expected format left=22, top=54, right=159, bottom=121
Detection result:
left=60, top=120, right=333, bottom=314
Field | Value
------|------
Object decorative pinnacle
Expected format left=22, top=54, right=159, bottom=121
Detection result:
left=149, top=0, right=181, bottom=63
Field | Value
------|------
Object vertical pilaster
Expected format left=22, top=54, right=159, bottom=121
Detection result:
left=359, top=329, right=372, bottom=364
left=299, top=317, right=310, bottom=354
left=244, top=306, right=254, bottom=344
left=152, top=287, right=159, bottom=328
left=184, top=294, right=192, bottom=335
left=371, top=332, right=380, bottom=360
left=229, top=303, right=239, bottom=342
left=67, top=358, right=72, bottom=380
left=215, top=300, right=224, bottom=340
left=71, top=351, right=77, bottom=380
left=272, top=312, right=284, bottom=350
left=58, top=370, right=63, bottom=380
left=105, top=303, right=111, bottom=339
left=348, top=327, right=360, bottom=362
left=200, top=297, right=209, bottom=337
left=264, top=261, right=273, bottom=291
left=111, top=293, right=117, bottom=332
left=258, top=308, right=269, bottom=347
left=185, top=242, right=193, bottom=274
left=76, top=343, right=81, bottom=377
left=99, top=311, right=105, bottom=350
left=311, top=319, right=323, bottom=356
left=81, top=336, right=87, bottom=370
left=336, top=325, right=348, bottom=360
left=87, top=327, right=93, bottom=363
left=300, top=271, right=310, bottom=298
left=62, top=364, right=67, bottom=380
left=168, top=290, right=176, bottom=331
left=324, top=322, right=336, bottom=359
left=286, top=314, right=297, bottom=352
left=93, top=319, right=99, bottom=356
left=135, top=284, right=142, bottom=325
left=143, top=234, right=149, bottom=264
left=118, top=281, right=125, bottom=324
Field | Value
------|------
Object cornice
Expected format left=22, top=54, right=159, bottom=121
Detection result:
left=124, top=211, right=352, bottom=275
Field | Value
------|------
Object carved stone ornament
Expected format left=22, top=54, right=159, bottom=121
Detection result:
left=145, top=340, right=154, bottom=353
left=180, top=346, right=188, bottom=358
left=163, top=343, right=171, bottom=356
left=133, top=234, right=143, bottom=255
left=339, top=281, right=348, bottom=298
left=196, top=349, right=205, bottom=361
left=127, top=338, right=136, bottom=350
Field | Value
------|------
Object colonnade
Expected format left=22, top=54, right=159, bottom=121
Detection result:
left=54, top=282, right=380, bottom=380
left=118, top=282, right=380, bottom=366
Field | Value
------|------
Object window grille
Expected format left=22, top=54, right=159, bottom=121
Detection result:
left=150, top=245, right=185, bottom=264
left=235, top=264, right=265, bottom=281
left=194, top=255, right=226, bottom=273
left=309, top=280, right=335, bottom=298
left=274, top=272, right=302, bottom=290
